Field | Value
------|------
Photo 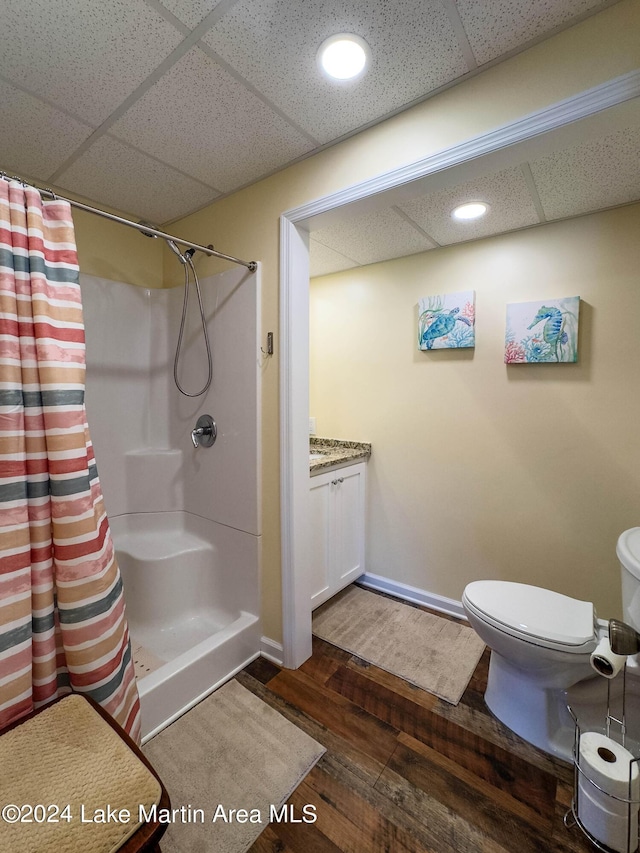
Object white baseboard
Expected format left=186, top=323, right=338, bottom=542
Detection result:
left=260, top=636, right=284, bottom=666
left=358, top=572, right=466, bottom=620
left=261, top=577, right=464, bottom=669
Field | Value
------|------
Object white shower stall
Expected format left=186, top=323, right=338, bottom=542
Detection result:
left=81, top=265, right=261, bottom=741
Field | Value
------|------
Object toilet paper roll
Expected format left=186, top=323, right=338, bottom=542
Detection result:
left=578, top=779, right=639, bottom=853
left=578, top=732, right=640, bottom=853
left=591, top=637, right=627, bottom=679
left=580, top=731, right=640, bottom=801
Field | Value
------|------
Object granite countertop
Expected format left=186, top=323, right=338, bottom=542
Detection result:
left=310, top=436, right=371, bottom=475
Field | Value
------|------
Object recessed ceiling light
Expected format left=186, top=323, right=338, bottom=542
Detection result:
left=452, top=202, right=489, bottom=221
left=318, top=34, right=370, bottom=81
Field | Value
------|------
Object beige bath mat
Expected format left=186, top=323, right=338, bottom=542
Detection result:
left=143, top=679, right=325, bottom=853
left=313, top=585, right=485, bottom=704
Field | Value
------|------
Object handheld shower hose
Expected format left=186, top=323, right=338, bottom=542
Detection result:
left=173, top=251, right=213, bottom=397
left=139, top=222, right=212, bottom=397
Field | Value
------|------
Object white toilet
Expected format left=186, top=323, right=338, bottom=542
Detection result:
left=462, top=528, right=640, bottom=761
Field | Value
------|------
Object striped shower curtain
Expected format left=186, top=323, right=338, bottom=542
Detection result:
left=0, top=178, right=140, bottom=741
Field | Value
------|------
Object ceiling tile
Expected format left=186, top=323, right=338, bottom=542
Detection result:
left=202, top=0, right=469, bottom=143
left=455, top=0, right=606, bottom=66
left=0, top=0, right=183, bottom=126
left=312, top=208, right=436, bottom=265
left=110, top=46, right=314, bottom=191
left=398, top=166, right=541, bottom=245
left=309, top=240, right=360, bottom=278
left=529, top=125, right=640, bottom=221
left=0, top=80, right=93, bottom=180
left=159, top=0, right=224, bottom=29
left=0, top=0, right=632, bottom=256
left=55, top=136, right=219, bottom=223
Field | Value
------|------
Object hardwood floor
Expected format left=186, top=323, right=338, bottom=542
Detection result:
left=239, top=595, right=595, bottom=853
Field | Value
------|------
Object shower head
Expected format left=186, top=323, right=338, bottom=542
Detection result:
left=609, top=619, right=640, bottom=656
left=139, top=221, right=158, bottom=239
left=166, top=239, right=187, bottom=265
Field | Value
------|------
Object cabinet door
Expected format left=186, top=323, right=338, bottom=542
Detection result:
left=309, top=472, right=333, bottom=608
left=334, top=463, right=365, bottom=586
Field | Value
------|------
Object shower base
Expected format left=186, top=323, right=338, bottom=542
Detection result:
left=110, top=511, right=260, bottom=742
left=131, top=641, right=165, bottom=679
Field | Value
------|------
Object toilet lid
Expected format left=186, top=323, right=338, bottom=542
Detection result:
left=464, top=581, right=595, bottom=647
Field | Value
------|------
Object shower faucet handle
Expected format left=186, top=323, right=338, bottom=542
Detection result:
left=191, top=414, right=217, bottom=448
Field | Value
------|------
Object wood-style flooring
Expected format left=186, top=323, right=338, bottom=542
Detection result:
left=238, top=593, right=595, bottom=853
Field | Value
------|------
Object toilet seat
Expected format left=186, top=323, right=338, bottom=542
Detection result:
left=463, top=580, right=596, bottom=653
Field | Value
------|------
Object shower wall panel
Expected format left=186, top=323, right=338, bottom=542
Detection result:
left=80, top=267, right=261, bottom=538
left=166, top=266, right=261, bottom=537
left=82, top=275, right=151, bottom=519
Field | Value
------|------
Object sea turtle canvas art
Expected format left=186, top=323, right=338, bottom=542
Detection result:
left=418, top=291, right=475, bottom=351
left=505, top=296, right=580, bottom=363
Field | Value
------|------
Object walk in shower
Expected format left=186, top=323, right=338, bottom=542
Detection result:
left=81, top=261, right=261, bottom=741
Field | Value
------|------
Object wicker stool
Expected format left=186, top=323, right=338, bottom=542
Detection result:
left=0, top=694, right=170, bottom=852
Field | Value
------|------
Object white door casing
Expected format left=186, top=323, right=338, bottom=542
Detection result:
left=279, top=70, right=640, bottom=669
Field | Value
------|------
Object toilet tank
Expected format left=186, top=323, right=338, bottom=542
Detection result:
left=618, top=528, right=640, bottom=631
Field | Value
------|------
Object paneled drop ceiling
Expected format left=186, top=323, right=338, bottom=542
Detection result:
left=309, top=110, right=640, bottom=276
left=0, top=0, right=625, bottom=234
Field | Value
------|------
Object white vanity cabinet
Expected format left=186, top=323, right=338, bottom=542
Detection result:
left=309, top=460, right=366, bottom=609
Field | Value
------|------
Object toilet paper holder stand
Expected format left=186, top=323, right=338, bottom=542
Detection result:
left=564, top=663, right=640, bottom=853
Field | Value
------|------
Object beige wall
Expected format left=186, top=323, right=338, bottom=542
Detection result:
left=0, top=171, right=164, bottom=288
left=74, top=207, right=163, bottom=288
left=311, top=203, right=640, bottom=618
left=165, top=0, right=640, bottom=641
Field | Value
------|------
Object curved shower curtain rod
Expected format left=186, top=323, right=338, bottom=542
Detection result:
left=0, top=172, right=258, bottom=272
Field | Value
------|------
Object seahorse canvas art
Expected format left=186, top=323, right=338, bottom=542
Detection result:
left=505, top=296, right=580, bottom=363
left=418, top=291, right=475, bottom=350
